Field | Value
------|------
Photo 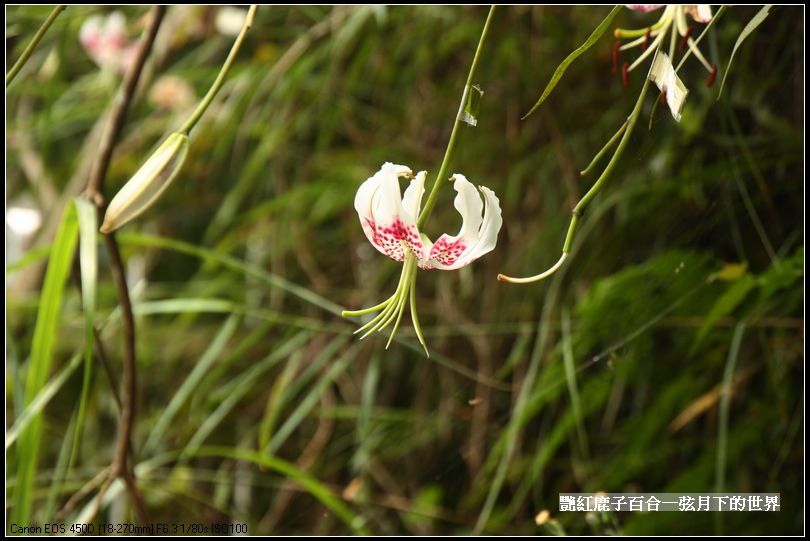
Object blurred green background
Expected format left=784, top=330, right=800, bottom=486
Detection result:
left=5, top=5, right=803, bottom=535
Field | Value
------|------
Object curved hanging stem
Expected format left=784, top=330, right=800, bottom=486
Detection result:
left=416, top=5, right=496, bottom=229
left=497, top=252, right=567, bottom=284
left=6, top=5, right=66, bottom=86
left=178, top=5, right=257, bottom=135
left=499, top=70, right=654, bottom=284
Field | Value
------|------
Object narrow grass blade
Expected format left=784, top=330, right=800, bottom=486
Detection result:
left=562, top=307, right=588, bottom=458
left=12, top=202, right=78, bottom=524
left=265, top=342, right=358, bottom=455
left=70, top=197, right=98, bottom=472
left=118, top=232, right=343, bottom=315
left=5, top=244, right=52, bottom=275
left=715, top=323, right=746, bottom=533
left=183, top=331, right=311, bottom=455
left=717, top=6, right=773, bottom=98
left=6, top=352, right=83, bottom=449
left=43, top=410, right=78, bottom=521
left=144, top=314, right=241, bottom=453
left=190, top=446, right=370, bottom=534
left=12, top=200, right=78, bottom=524
left=523, top=6, right=622, bottom=118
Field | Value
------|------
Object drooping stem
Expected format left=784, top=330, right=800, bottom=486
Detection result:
left=499, top=64, right=653, bottom=284
left=178, top=5, right=257, bottom=135
left=6, top=5, right=66, bottom=86
left=416, top=5, right=496, bottom=229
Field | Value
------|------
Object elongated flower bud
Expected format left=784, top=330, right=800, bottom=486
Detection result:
left=100, top=132, right=189, bottom=233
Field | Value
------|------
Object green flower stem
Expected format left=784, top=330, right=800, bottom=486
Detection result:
left=613, top=10, right=672, bottom=39
left=178, top=5, right=257, bottom=135
left=6, top=5, right=66, bottom=86
left=579, top=119, right=628, bottom=176
left=385, top=262, right=417, bottom=348
left=409, top=281, right=428, bottom=356
left=357, top=254, right=416, bottom=339
left=341, top=299, right=388, bottom=317
left=416, top=5, right=496, bottom=229
left=498, top=61, right=653, bottom=284
left=572, top=77, right=651, bottom=220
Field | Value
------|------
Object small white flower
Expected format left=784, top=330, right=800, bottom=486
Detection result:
left=354, top=162, right=503, bottom=270
left=79, top=11, right=137, bottom=73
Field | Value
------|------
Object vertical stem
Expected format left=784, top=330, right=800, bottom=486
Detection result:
left=417, top=5, right=496, bottom=228
left=81, top=5, right=166, bottom=525
left=179, top=5, right=258, bottom=135
left=6, top=5, right=66, bottom=86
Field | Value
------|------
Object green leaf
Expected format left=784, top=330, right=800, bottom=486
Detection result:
left=523, top=5, right=622, bottom=119
left=117, top=232, right=343, bottom=315
left=717, top=5, right=773, bottom=98
left=143, top=314, right=242, bottom=454
left=693, top=274, right=757, bottom=351
left=180, top=446, right=370, bottom=534
left=6, top=352, right=83, bottom=449
left=184, top=331, right=311, bottom=456
left=12, top=202, right=78, bottom=524
left=5, top=243, right=51, bottom=275
left=70, top=197, right=98, bottom=472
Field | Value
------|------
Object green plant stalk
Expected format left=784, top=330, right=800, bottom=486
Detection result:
left=6, top=5, right=66, bottom=86
left=416, top=5, right=496, bottom=229
left=499, top=69, right=652, bottom=283
left=178, top=5, right=257, bottom=135
left=579, top=120, right=628, bottom=176
left=572, top=78, right=651, bottom=218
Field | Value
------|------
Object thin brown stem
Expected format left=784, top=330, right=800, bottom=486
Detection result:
left=54, top=467, right=110, bottom=522
left=80, top=5, right=166, bottom=526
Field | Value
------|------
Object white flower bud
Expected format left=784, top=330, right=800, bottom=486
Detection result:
left=100, top=132, right=189, bottom=233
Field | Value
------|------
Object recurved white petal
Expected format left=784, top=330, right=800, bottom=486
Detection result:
left=423, top=173, right=502, bottom=270
left=354, top=162, right=428, bottom=262
left=686, top=5, right=712, bottom=24
left=402, top=170, right=426, bottom=219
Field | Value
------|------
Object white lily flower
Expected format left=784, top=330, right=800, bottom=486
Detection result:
left=344, top=162, right=503, bottom=356
left=354, top=162, right=502, bottom=270
left=615, top=5, right=717, bottom=91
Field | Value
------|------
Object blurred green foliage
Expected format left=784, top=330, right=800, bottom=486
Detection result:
left=6, top=5, right=803, bottom=535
